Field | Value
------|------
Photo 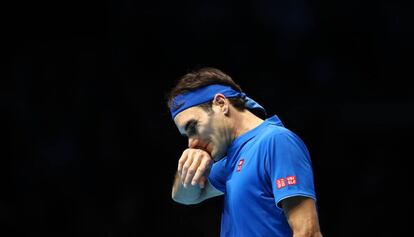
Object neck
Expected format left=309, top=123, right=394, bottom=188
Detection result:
left=232, top=109, right=264, bottom=139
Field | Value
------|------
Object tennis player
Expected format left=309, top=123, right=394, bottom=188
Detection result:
left=167, top=67, right=323, bottom=237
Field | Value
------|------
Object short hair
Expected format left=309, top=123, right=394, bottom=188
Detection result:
left=167, top=67, right=246, bottom=112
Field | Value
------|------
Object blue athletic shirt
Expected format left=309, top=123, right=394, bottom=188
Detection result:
left=208, top=115, right=317, bottom=237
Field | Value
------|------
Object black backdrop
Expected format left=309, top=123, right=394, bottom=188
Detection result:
left=3, top=0, right=413, bottom=236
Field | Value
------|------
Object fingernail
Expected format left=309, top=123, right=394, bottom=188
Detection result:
left=191, top=181, right=196, bottom=186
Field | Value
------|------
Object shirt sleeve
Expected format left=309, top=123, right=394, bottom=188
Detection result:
left=207, top=158, right=228, bottom=193
left=266, top=130, right=316, bottom=210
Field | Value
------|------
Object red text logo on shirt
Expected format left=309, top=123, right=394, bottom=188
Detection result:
left=276, top=178, right=286, bottom=189
left=276, top=176, right=297, bottom=189
left=236, top=159, right=245, bottom=172
left=286, top=176, right=297, bottom=185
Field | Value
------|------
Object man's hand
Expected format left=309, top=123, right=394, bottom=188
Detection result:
left=177, top=148, right=213, bottom=188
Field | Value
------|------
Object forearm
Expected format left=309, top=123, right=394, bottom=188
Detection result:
left=291, top=213, right=322, bottom=237
left=292, top=230, right=323, bottom=237
left=171, top=172, right=202, bottom=205
left=283, top=197, right=323, bottom=237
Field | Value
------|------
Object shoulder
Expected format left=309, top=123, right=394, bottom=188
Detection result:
left=258, top=123, right=297, bottom=142
left=255, top=123, right=307, bottom=154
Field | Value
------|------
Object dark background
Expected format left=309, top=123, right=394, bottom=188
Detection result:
left=2, top=0, right=413, bottom=236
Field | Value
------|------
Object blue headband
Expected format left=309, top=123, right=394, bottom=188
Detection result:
left=170, top=84, right=267, bottom=119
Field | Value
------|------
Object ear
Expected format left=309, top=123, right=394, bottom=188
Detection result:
left=213, top=93, right=229, bottom=115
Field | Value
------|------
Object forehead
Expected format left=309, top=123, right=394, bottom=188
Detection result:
left=174, top=106, right=205, bottom=128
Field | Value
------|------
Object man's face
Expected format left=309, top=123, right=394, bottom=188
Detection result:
left=174, top=105, right=232, bottom=161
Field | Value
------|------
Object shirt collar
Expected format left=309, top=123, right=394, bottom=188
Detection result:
left=225, top=115, right=284, bottom=160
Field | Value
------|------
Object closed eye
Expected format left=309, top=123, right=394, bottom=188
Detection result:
left=184, top=119, right=198, bottom=137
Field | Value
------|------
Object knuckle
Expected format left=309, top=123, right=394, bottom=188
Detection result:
left=195, top=156, right=202, bottom=163
left=202, top=158, right=210, bottom=164
left=187, top=169, right=195, bottom=175
left=181, top=150, right=189, bottom=158
left=192, top=152, right=200, bottom=159
left=205, top=158, right=212, bottom=164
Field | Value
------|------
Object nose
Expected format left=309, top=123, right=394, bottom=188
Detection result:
left=188, top=137, right=199, bottom=149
